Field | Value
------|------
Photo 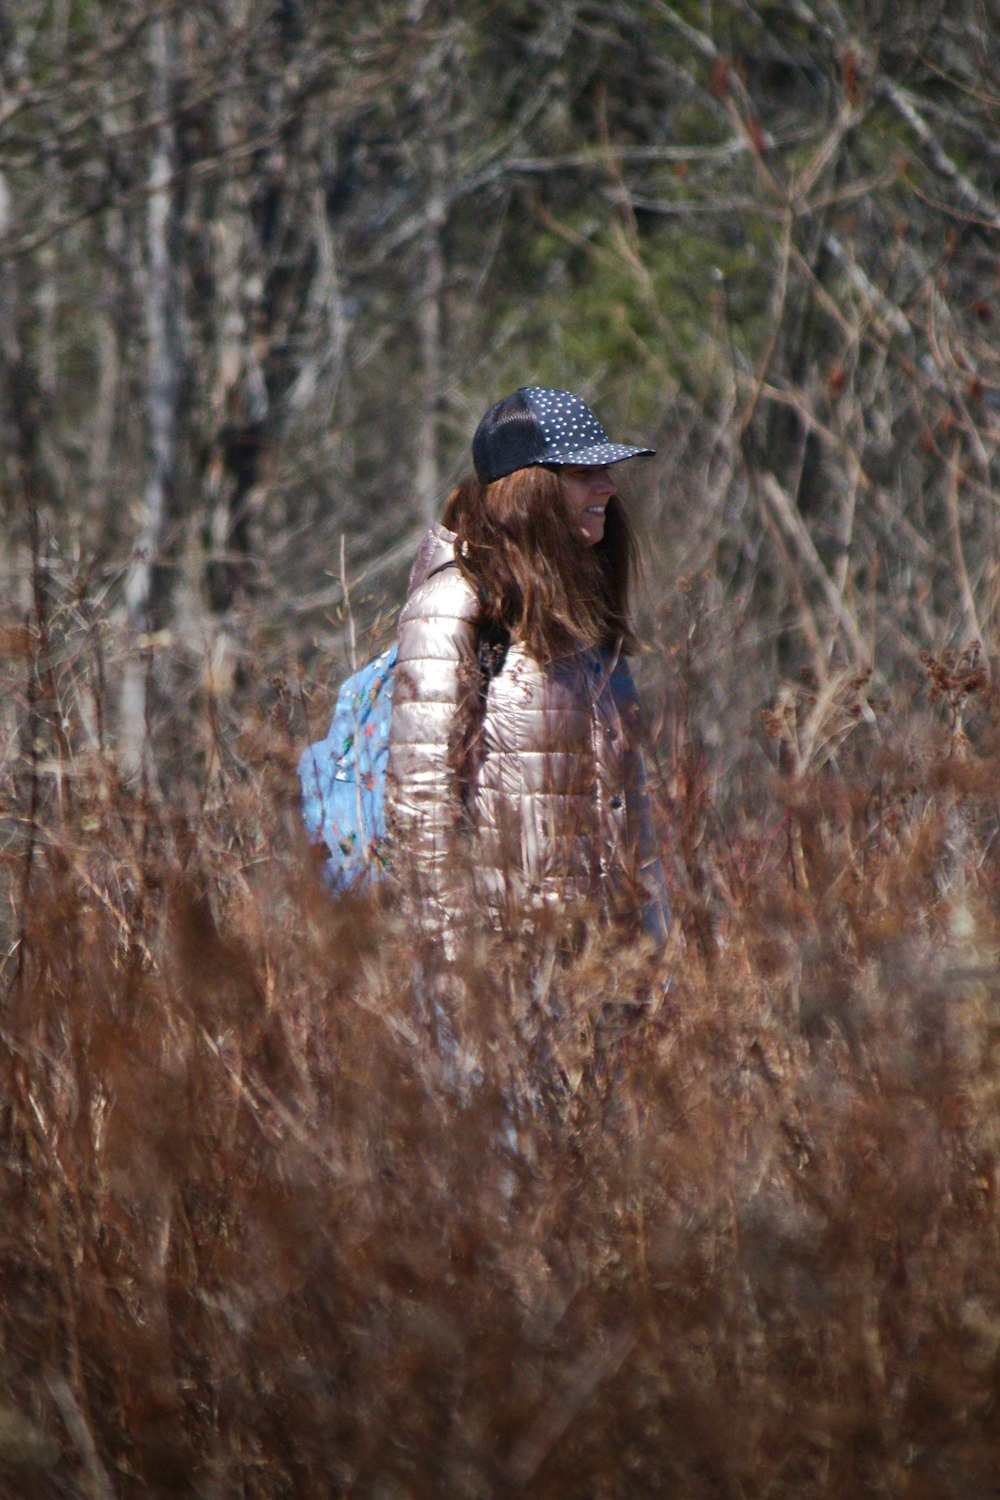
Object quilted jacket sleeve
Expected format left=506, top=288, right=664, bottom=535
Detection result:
left=385, top=564, right=482, bottom=928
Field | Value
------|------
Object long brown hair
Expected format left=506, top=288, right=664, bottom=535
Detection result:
left=441, top=466, right=639, bottom=662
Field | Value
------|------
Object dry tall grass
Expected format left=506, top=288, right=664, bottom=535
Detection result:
left=3, top=600, right=1000, bottom=1498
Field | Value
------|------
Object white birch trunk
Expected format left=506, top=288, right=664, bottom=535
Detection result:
left=120, top=16, right=183, bottom=777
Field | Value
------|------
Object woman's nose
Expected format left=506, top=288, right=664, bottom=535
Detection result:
left=596, top=468, right=617, bottom=496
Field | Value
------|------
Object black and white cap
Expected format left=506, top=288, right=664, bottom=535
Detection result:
left=472, top=386, right=655, bottom=485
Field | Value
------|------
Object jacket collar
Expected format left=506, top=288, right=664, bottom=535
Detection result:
left=407, top=523, right=457, bottom=593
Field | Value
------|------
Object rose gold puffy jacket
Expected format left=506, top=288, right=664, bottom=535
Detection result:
left=386, top=524, right=669, bottom=939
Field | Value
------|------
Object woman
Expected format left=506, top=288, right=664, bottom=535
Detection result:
left=386, top=386, right=669, bottom=942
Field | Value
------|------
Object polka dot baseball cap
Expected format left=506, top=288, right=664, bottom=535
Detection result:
left=472, top=386, right=655, bottom=485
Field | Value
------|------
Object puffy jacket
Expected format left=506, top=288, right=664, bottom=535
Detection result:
left=386, top=524, right=669, bottom=939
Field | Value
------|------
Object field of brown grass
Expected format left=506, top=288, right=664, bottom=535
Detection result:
left=3, top=600, right=1000, bottom=1499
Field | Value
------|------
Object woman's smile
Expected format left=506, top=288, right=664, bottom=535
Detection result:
left=558, top=465, right=618, bottom=545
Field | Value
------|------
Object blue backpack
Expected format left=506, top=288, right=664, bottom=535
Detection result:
left=299, top=561, right=506, bottom=891
left=298, top=644, right=397, bottom=890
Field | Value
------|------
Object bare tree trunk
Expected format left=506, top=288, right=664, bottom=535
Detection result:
left=86, top=300, right=121, bottom=511
left=0, top=166, right=20, bottom=592
left=0, top=178, right=53, bottom=528
left=198, top=16, right=268, bottom=750
left=87, top=89, right=128, bottom=512
left=120, top=16, right=183, bottom=778
left=203, top=195, right=266, bottom=622
left=286, top=183, right=349, bottom=423
left=413, top=135, right=446, bottom=522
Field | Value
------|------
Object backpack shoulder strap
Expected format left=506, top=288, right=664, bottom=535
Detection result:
left=420, top=554, right=510, bottom=692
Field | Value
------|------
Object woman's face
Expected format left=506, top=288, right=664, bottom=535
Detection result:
left=557, top=465, right=618, bottom=546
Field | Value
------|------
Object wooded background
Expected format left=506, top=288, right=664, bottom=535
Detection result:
left=1, top=0, right=998, bottom=801
left=5, top=9, right=1000, bottom=1494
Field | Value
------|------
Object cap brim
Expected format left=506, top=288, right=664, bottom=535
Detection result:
left=545, top=441, right=655, bottom=467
